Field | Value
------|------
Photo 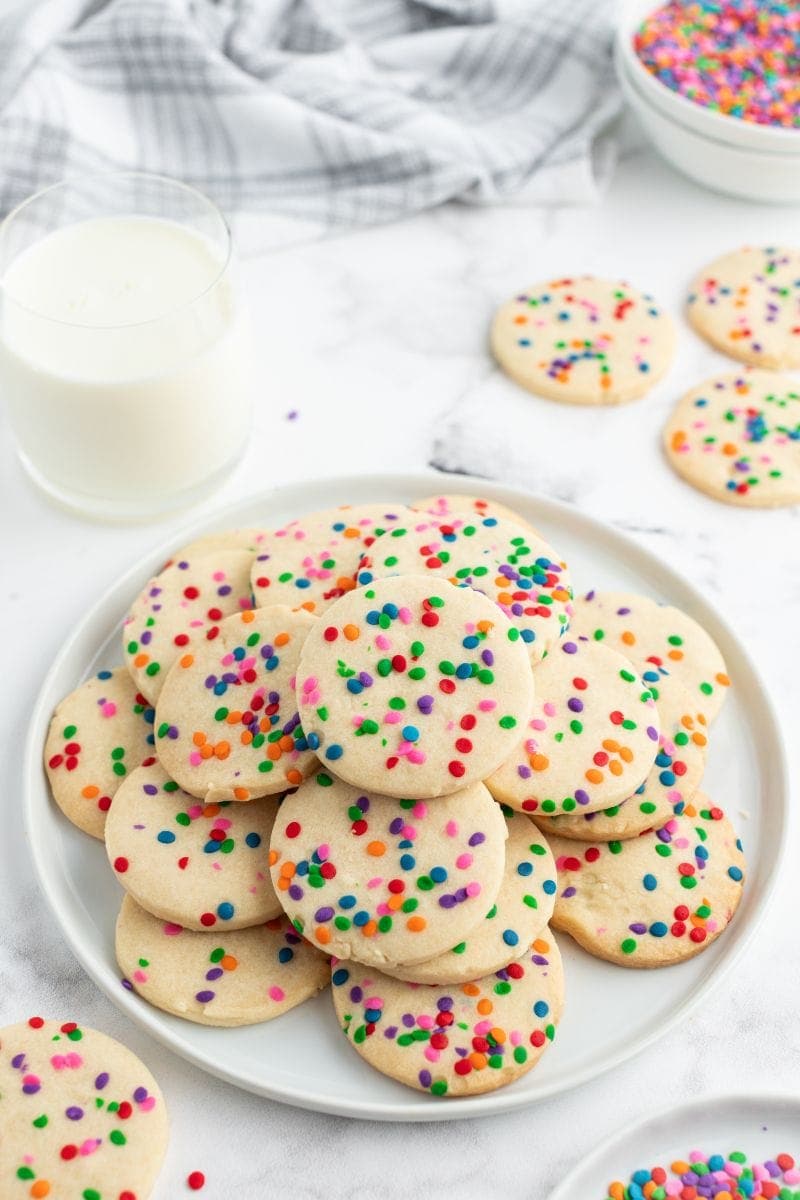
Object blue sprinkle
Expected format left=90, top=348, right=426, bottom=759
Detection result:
left=245, top=832, right=261, bottom=848
left=516, top=862, right=533, bottom=877
left=217, top=902, right=235, bottom=920
left=157, top=830, right=176, bottom=844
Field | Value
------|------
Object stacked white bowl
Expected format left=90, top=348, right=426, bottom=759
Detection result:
left=615, top=0, right=800, bottom=203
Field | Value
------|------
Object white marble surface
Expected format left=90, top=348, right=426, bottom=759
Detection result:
left=2, top=136, right=800, bottom=1199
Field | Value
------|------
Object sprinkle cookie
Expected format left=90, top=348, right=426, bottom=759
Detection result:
left=331, top=933, right=564, bottom=1097
left=486, top=639, right=660, bottom=818
left=383, top=811, right=557, bottom=984
left=295, top=575, right=535, bottom=798
left=116, top=895, right=329, bottom=1027
left=155, top=606, right=317, bottom=802
left=249, top=504, right=412, bottom=614
left=356, top=514, right=572, bottom=664
left=270, top=773, right=507, bottom=967
left=569, top=590, right=731, bottom=719
left=0, top=1016, right=168, bottom=1199
left=105, top=762, right=282, bottom=931
left=412, top=493, right=543, bottom=538
left=491, top=276, right=675, bottom=404
left=687, top=247, right=800, bottom=368
left=44, top=668, right=155, bottom=840
left=122, top=550, right=254, bottom=703
left=549, top=795, right=746, bottom=967
left=664, top=369, right=800, bottom=507
left=533, top=674, right=708, bottom=842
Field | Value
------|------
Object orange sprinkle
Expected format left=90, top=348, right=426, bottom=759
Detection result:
left=221, top=954, right=238, bottom=971
left=202, top=804, right=220, bottom=817
left=30, top=1183, right=50, bottom=1198
left=81, top=785, right=99, bottom=799
left=240, top=731, right=253, bottom=746
left=279, top=861, right=296, bottom=878
left=489, top=1026, right=506, bottom=1044
left=315, top=926, right=331, bottom=945
left=717, top=672, right=731, bottom=687
left=180, top=654, right=194, bottom=668
left=226, top=710, right=242, bottom=725
left=387, top=895, right=403, bottom=911
left=133, top=653, right=149, bottom=668
left=193, top=731, right=207, bottom=747
left=530, top=753, right=549, bottom=771
left=268, top=849, right=279, bottom=866
left=722, top=442, right=738, bottom=456
left=361, top=920, right=378, bottom=938
left=585, top=767, right=603, bottom=784
left=609, top=760, right=623, bottom=777
left=367, top=841, right=386, bottom=857
left=469, top=1052, right=488, bottom=1070
left=343, top=526, right=360, bottom=539
left=406, top=916, right=426, bottom=933
left=622, top=630, right=636, bottom=645
left=619, top=746, right=633, bottom=763
left=602, top=738, right=620, bottom=752
left=462, top=983, right=480, bottom=996
left=267, top=743, right=281, bottom=762
left=343, top=623, right=360, bottom=641
left=532, top=937, right=550, bottom=954
left=241, top=610, right=255, bottom=623
left=214, top=741, right=230, bottom=760
left=671, top=430, right=687, bottom=451
left=476, top=620, right=493, bottom=633
left=279, top=734, right=294, bottom=751
left=476, top=998, right=493, bottom=1015
left=200, top=744, right=214, bottom=760
left=233, top=787, right=250, bottom=801
left=275, top=631, right=290, bottom=647
left=285, top=768, right=303, bottom=786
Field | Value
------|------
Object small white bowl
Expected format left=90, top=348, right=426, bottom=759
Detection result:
left=615, top=0, right=800, bottom=202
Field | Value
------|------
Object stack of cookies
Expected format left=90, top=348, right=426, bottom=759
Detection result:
left=44, top=493, right=746, bottom=1099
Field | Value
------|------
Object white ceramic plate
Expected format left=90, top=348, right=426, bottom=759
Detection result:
left=550, top=1094, right=800, bottom=1199
left=23, top=472, right=788, bottom=1121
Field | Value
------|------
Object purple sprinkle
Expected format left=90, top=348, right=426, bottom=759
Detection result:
left=454, top=887, right=468, bottom=903
left=95, top=1072, right=109, bottom=1090
left=418, top=1069, right=432, bottom=1088
left=567, top=698, right=584, bottom=713
left=389, top=817, right=404, bottom=834
left=575, top=789, right=590, bottom=805
left=531, top=954, right=549, bottom=965
left=439, top=894, right=456, bottom=909
left=617, top=607, right=631, bottom=616
left=562, top=886, right=577, bottom=898
left=286, top=409, right=299, bottom=421
left=195, top=990, right=215, bottom=1003
left=401, top=1013, right=415, bottom=1028
left=350, top=986, right=363, bottom=1003
left=647, top=725, right=659, bottom=741
left=121, top=978, right=133, bottom=991
left=133, top=1086, right=148, bottom=1103
left=11, top=1053, right=25, bottom=1069
left=357, top=796, right=369, bottom=813
left=468, top=832, right=485, bottom=847
left=315, top=906, right=335, bottom=922
left=585, top=589, right=595, bottom=601
left=205, top=967, right=224, bottom=981
left=437, top=996, right=453, bottom=1012
left=141, top=630, right=152, bottom=645
left=288, top=884, right=304, bottom=900
left=143, top=784, right=158, bottom=796
left=629, top=922, right=647, bottom=934
left=656, top=827, right=672, bottom=843
left=561, top=641, right=578, bottom=654
left=383, top=1026, right=398, bottom=1039
left=417, top=695, right=434, bottom=713
left=66, top=1106, right=84, bottom=1121
left=481, top=649, right=494, bottom=666
left=23, top=1081, right=40, bottom=1094
left=517, top=765, right=532, bottom=779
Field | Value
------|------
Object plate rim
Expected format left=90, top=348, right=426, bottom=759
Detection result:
left=22, top=469, right=790, bottom=1122
left=548, top=1091, right=800, bottom=1200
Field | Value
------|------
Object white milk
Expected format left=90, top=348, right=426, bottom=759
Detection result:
left=0, top=216, right=252, bottom=515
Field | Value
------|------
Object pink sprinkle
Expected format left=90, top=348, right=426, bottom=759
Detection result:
left=163, top=922, right=182, bottom=936
left=417, top=1014, right=435, bottom=1030
left=478, top=699, right=497, bottom=712
left=269, top=986, right=285, bottom=1002
left=465, top=881, right=481, bottom=897
left=138, top=1095, right=156, bottom=1112
left=456, top=853, right=473, bottom=869
left=543, top=702, right=556, bottom=717
left=445, top=820, right=458, bottom=837
left=133, top=969, right=148, bottom=983
left=79, top=1139, right=102, bottom=1157
left=412, top=802, right=428, bottom=819
left=100, top=701, right=117, bottom=718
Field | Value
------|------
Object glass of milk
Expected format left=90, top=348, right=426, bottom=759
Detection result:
left=0, top=172, right=253, bottom=519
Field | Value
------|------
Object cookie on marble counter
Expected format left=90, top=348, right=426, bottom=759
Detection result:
left=491, top=275, right=675, bottom=404
left=532, top=673, right=708, bottom=842
left=0, top=1015, right=168, bottom=1199
left=295, top=575, right=535, bottom=798
left=116, top=895, right=329, bottom=1027
left=155, top=605, right=318, bottom=802
left=568, top=590, right=731, bottom=720
left=249, top=503, right=413, bottom=614
left=44, top=667, right=155, bottom=840
left=549, top=795, right=745, bottom=967
left=270, top=773, right=506, bottom=968
left=356, top=513, right=572, bottom=664
left=331, top=932, right=564, bottom=1096
left=486, top=639, right=660, bottom=818
left=382, top=810, right=557, bottom=984
left=106, top=761, right=282, bottom=931
left=664, top=369, right=800, bottom=507
left=122, top=549, right=254, bottom=703
left=687, top=246, right=800, bottom=369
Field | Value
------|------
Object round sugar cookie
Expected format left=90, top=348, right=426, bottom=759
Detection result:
left=105, top=762, right=282, bottom=931
left=155, top=605, right=317, bottom=802
left=383, top=811, right=557, bottom=984
left=549, top=795, right=746, bottom=967
left=0, top=1016, right=168, bottom=1199
left=569, top=590, right=731, bottom=720
left=532, top=674, right=708, bottom=842
left=491, top=275, right=675, bottom=405
left=687, top=246, right=800, bottom=369
left=270, top=774, right=506, bottom=967
left=356, top=514, right=572, bottom=664
left=295, top=575, right=535, bottom=798
left=44, top=668, right=155, bottom=840
left=412, top=493, right=543, bottom=537
left=664, top=369, right=800, bottom=507
left=331, top=933, right=564, bottom=1097
left=249, top=504, right=413, bottom=614
left=486, top=639, right=660, bottom=818
left=122, top=550, right=254, bottom=703
left=116, top=895, right=328, bottom=1027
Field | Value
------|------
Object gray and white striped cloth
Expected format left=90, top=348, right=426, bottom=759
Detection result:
left=0, top=0, right=620, bottom=236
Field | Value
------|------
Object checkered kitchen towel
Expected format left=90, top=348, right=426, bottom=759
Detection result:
left=0, top=0, right=620, bottom=236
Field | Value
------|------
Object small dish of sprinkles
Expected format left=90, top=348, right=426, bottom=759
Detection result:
left=634, top=1, right=800, bottom=128
left=606, top=1148, right=800, bottom=1199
